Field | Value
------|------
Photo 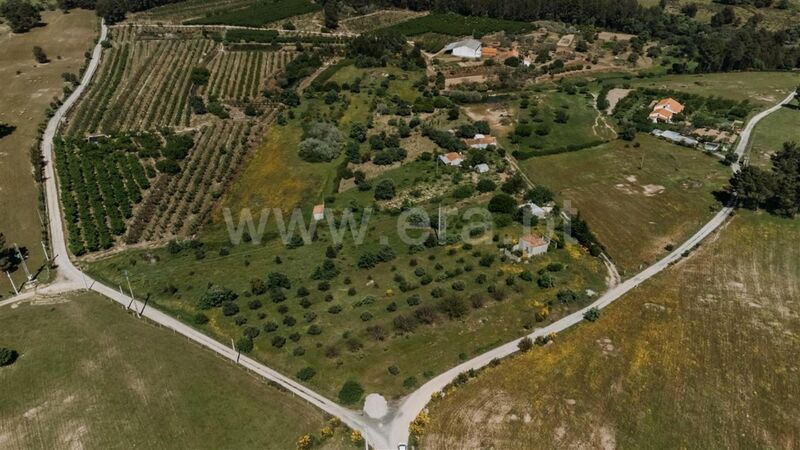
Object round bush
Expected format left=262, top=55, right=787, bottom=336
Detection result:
left=338, top=380, right=364, bottom=405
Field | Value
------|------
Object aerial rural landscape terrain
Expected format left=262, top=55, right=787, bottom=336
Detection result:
left=0, top=0, right=798, bottom=448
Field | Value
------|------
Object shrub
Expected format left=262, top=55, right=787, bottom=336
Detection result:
left=222, top=302, right=240, bottom=316
left=439, top=296, right=468, bottom=319
left=0, top=347, right=19, bottom=366
left=250, top=278, right=267, bottom=295
left=243, top=326, right=260, bottom=339
left=263, top=321, right=279, bottom=332
left=248, top=299, right=263, bottom=310
left=198, top=286, right=238, bottom=309
left=338, top=381, right=365, bottom=405
left=476, top=179, right=496, bottom=193
left=271, top=336, right=287, bottom=348
left=583, top=307, right=601, bottom=322
left=374, top=179, right=396, bottom=200
left=307, top=324, right=322, bottom=335
left=517, top=336, right=533, bottom=352
left=297, top=367, right=316, bottom=380
left=193, top=313, right=209, bottom=325
left=388, top=365, right=400, bottom=375
left=488, top=193, right=516, bottom=214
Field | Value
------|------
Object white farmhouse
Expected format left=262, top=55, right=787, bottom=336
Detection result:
left=439, top=152, right=464, bottom=166
left=513, top=234, right=550, bottom=257
left=444, top=39, right=482, bottom=59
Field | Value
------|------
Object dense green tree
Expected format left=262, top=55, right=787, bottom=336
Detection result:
left=0, top=0, right=40, bottom=33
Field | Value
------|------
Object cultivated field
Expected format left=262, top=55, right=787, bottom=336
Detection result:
left=382, top=12, right=534, bottom=37
left=84, top=61, right=613, bottom=401
left=747, top=104, right=800, bottom=168
left=184, top=0, right=321, bottom=26
left=520, top=134, right=730, bottom=275
left=60, top=26, right=294, bottom=250
left=131, top=0, right=259, bottom=23
left=422, top=211, right=800, bottom=449
left=0, top=10, right=98, bottom=295
left=0, top=291, right=350, bottom=449
left=340, top=9, right=427, bottom=34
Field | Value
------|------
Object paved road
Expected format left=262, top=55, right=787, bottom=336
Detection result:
left=21, top=16, right=798, bottom=448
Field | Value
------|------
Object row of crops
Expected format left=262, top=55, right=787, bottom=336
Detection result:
left=126, top=121, right=252, bottom=243
left=203, top=50, right=295, bottom=100
left=54, top=137, right=152, bottom=255
left=59, top=28, right=298, bottom=252
left=66, top=29, right=295, bottom=136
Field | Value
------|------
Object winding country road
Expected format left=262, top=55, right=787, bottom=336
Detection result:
left=7, top=16, right=795, bottom=448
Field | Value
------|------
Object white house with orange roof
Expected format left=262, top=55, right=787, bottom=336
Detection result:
left=649, top=98, right=684, bottom=123
left=439, top=152, right=464, bottom=166
left=312, top=204, right=325, bottom=221
left=464, top=133, right=498, bottom=149
left=513, top=233, right=550, bottom=257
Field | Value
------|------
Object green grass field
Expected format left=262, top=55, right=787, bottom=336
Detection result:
left=519, top=134, right=730, bottom=275
left=0, top=10, right=98, bottom=296
left=629, top=72, right=799, bottom=107
left=0, top=292, right=350, bottom=449
left=747, top=104, right=800, bottom=169
left=422, top=210, right=800, bottom=449
left=503, top=89, right=615, bottom=157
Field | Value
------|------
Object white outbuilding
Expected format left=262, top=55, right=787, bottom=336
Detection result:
left=444, top=39, right=482, bottom=59
left=474, top=163, right=490, bottom=174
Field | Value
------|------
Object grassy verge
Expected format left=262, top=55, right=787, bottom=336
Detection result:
left=747, top=103, right=800, bottom=169
left=0, top=291, right=350, bottom=449
left=422, top=210, right=800, bottom=449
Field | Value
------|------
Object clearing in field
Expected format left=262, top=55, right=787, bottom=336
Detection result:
left=421, top=211, right=800, bottom=449
left=0, top=10, right=98, bottom=295
left=0, top=291, right=350, bottom=449
left=519, top=134, right=730, bottom=275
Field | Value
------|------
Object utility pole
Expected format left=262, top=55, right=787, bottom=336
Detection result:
left=6, top=271, right=19, bottom=296
left=124, top=270, right=135, bottom=303
left=139, top=294, right=149, bottom=316
left=14, top=244, right=32, bottom=282
left=41, top=241, right=50, bottom=280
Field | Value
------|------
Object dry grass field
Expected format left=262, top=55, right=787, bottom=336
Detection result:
left=629, top=71, right=799, bottom=108
left=520, top=134, right=730, bottom=275
left=0, top=10, right=98, bottom=295
left=0, top=291, right=350, bottom=449
left=422, top=210, right=800, bottom=449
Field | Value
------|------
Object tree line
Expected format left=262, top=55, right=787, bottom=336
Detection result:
left=730, top=141, right=800, bottom=217
left=343, top=0, right=800, bottom=72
